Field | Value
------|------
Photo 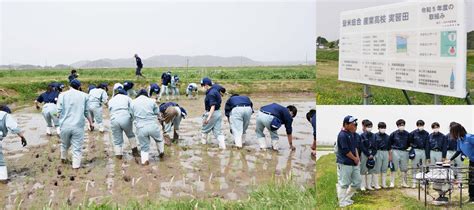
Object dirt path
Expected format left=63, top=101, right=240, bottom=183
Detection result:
left=0, top=92, right=315, bottom=208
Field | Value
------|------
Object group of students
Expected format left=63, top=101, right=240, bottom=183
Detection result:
left=0, top=75, right=317, bottom=183
left=336, top=116, right=474, bottom=207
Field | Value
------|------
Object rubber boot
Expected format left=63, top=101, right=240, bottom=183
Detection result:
left=374, top=174, right=381, bottom=190
left=72, top=155, right=81, bottom=169
left=98, top=123, right=104, bottom=133
left=60, top=148, right=67, bottom=161
left=271, top=140, right=279, bottom=151
left=367, top=174, right=374, bottom=190
left=390, top=173, right=395, bottom=188
left=382, top=173, right=388, bottom=188
left=201, top=133, right=208, bottom=145
left=258, top=138, right=267, bottom=150
left=218, top=135, right=226, bottom=150
left=46, top=127, right=52, bottom=136
left=0, top=166, right=8, bottom=182
left=56, top=127, right=61, bottom=135
left=360, top=175, right=366, bottom=191
left=401, top=172, right=409, bottom=188
left=114, top=145, right=122, bottom=156
left=141, top=151, right=149, bottom=165
left=234, top=135, right=243, bottom=148
left=346, top=186, right=357, bottom=203
left=242, top=134, right=247, bottom=145
left=337, top=184, right=352, bottom=207
left=157, top=141, right=165, bottom=159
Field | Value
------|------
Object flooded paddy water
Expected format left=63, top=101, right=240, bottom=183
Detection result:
left=0, top=92, right=315, bottom=208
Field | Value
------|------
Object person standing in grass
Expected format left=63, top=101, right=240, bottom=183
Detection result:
left=134, top=54, right=145, bottom=79
left=388, top=119, right=410, bottom=188
left=68, top=69, right=78, bottom=82
left=130, top=89, right=164, bottom=165
left=446, top=123, right=474, bottom=203
left=408, top=120, right=430, bottom=188
left=336, top=115, right=360, bottom=208
left=35, top=83, right=60, bottom=136
left=306, top=109, right=316, bottom=157
left=107, top=87, right=140, bottom=160
left=57, top=79, right=94, bottom=169
left=224, top=94, right=253, bottom=148
left=200, top=77, right=226, bottom=149
left=374, top=122, right=390, bottom=189
left=427, top=122, right=448, bottom=164
left=88, top=83, right=108, bottom=132
left=186, top=83, right=198, bottom=99
left=159, top=71, right=172, bottom=101
left=0, top=105, right=27, bottom=183
left=359, top=119, right=377, bottom=191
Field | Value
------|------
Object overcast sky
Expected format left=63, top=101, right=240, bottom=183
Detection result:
left=316, top=0, right=474, bottom=41
left=0, top=0, right=316, bottom=66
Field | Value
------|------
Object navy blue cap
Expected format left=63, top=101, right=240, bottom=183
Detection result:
left=0, top=105, right=12, bottom=113
left=200, top=77, right=212, bottom=86
left=137, top=89, right=148, bottom=97
left=116, top=87, right=127, bottom=95
left=70, top=79, right=81, bottom=89
left=343, top=115, right=357, bottom=124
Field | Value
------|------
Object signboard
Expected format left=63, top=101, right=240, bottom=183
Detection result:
left=338, top=0, right=467, bottom=98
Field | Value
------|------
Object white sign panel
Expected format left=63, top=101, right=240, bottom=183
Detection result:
left=338, top=0, right=467, bottom=98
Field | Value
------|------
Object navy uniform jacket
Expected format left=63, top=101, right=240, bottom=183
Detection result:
left=149, top=83, right=161, bottom=96
left=224, top=95, right=253, bottom=118
left=446, top=133, right=458, bottom=151
left=260, top=103, right=293, bottom=135
left=161, top=73, right=171, bottom=85
left=68, top=74, right=78, bottom=82
left=336, top=129, right=358, bottom=166
left=360, top=131, right=377, bottom=157
left=37, top=91, right=59, bottom=104
left=429, top=132, right=448, bottom=158
left=409, top=129, right=430, bottom=159
left=136, top=57, right=143, bottom=68
left=204, top=86, right=222, bottom=111
left=375, top=132, right=390, bottom=151
left=159, top=102, right=178, bottom=113
left=389, top=130, right=410, bottom=150
left=49, top=82, right=64, bottom=92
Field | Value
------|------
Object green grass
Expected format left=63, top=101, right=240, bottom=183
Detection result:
left=70, top=179, right=316, bottom=209
left=316, top=50, right=474, bottom=105
left=0, top=65, right=316, bottom=105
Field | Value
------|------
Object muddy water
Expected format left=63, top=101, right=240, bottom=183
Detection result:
left=0, top=92, right=315, bottom=208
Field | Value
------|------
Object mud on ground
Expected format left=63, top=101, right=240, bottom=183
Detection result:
left=0, top=92, right=315, bottom=208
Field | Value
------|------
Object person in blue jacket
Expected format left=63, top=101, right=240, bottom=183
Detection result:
left=134, top=54, right=145, bottom=79
left=224, top=94, right=253, bottom=148
left=446, top=121, right=463, bottom=183
left=68, top=69, right=78, bottom=82
left=0, top=105, right=27, bottom=183
left=446, top=123, right=474, bottom=203
left=408, top=120, right=430, bottom=188
left=35, top=84, right=60, bottom=135
left=159, top=102, right=186, bottom=145
left=374, top=122, right=390, bottom=189
left=148, top=83, right=161, bottom=101
left=159, top=71, right=172, bottom=101
left=200, top=77, right=226, bottom=149
left=256, top=103, right=297, bottom=151
left=427, top=122, right=448, bottom=163
left=306, top=109, right=316, bottom=157
left=389, top=119, right=410, bottom=188
left=359, top=119, right=377, bottom=191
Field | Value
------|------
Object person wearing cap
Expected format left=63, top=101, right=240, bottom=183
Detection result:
left=35, top=84, right=60, bottom=136
left=224, top=94, right=253, bottom=148
left=445, top=123, right=474, bottom=203
left=200, top=77, right=226, bottom=149
left=159, top=102, right=186, bottom=145
left=68, top=69, right=78, bottom=82
left=446, top=122, right=463, bottom=184
left=388, top=119, right=410, bottom=188
left=408, top=120, right=430, bottom=188
left=170, top=74, right=180, bottom=100
left=306, top=109, right=316, bottom=157
left=134, top=54, right=145, bottom=79
left=255, top=103, right=297, bottom=151
left=57, top=79, right=94, bottom=169
left=123, top=81, right=137, bottom=98
left=427, top=122, right=448, bottom=164
left=112, top=83, right=124, bottom=96
left=159, top=71, right=172, bottom=101
left=107, top=87, right=140, bottom=160
left=374, top=122, right=390, bottom=189
left=130, top=89, right=165, bottom=165
left=147, top=83, right=161, bottom=102
left=359, top=119, right=377, bottom=191
left=50, top=82, right=65, bottom=92
left=88, top=83, right=109, bottom=132
left=186, top=83, right=198, bottom=99
left=0, top=105, right=27, bottom=183
left=336, top=115, right=360, bottom=208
